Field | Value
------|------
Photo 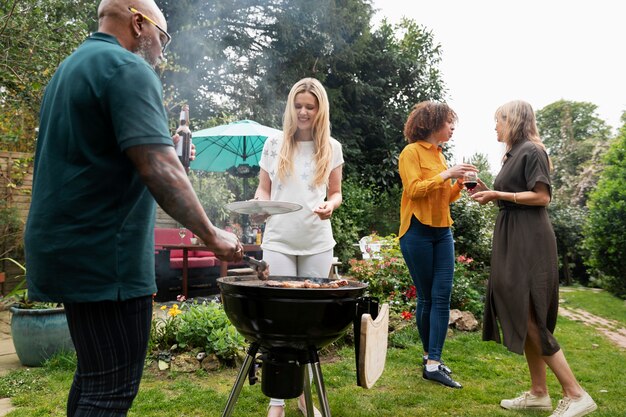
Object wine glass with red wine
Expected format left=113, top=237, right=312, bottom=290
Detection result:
left=463, top=171, right=478, bottom=191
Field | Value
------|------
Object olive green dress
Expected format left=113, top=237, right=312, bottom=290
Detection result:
left=482, top=140, right=560, bottom=356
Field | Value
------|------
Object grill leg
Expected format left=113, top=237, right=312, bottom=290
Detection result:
left=221, top=343, right=259, bottom=417
left=304, top=349, right=331, bottom=417
left=302, top=364, right=316, bottom=416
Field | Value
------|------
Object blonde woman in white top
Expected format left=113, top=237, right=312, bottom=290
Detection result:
left=254, top=77, right=343, bottom=417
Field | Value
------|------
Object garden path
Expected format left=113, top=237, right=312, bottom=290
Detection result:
left=559, top=288, right=626, bottom=349
left=0, top=309, right=19, bottom=415
left=559, top=305, right=626, bottom=349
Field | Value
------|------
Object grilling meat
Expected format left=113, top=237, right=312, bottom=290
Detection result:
left=265, top=279, right=350, bottom=288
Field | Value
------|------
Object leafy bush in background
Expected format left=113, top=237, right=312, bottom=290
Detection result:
left=331, top=178, right=378, bottom=264
left=176, top=301, right=245, bottom=361
left=450, top=194, right=496, bottom=268
left=188, top=171, right=236, bottom=228
left=347, top=235, right=412, bottom=315
left=450, top=255, right=487, bottom=318
left=369, top=183, right=402, bottom=236
left=347, top=234, right=487, bottom=321
left=332, top=179, right=402, bottom=269
left=549, top=203, right=590, bottom=285
left=150, top=298, right=246, bottom=362
left=583, top=127, right=626, bottom=299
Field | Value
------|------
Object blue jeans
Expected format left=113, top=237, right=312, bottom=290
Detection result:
left=400, top=216, right=454, bottom=361
left=64, top=296, right=152, bottom=416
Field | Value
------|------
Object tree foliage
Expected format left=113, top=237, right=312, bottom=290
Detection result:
left=335, top=18, right=446, bottom=187
left=158, top=0, right=447, bottom=188
left=0, top=0, right=97, bottom=152
left=583, top=121, right=626, bottom=298
left=548, top=203, right=589, bottom=285
left=536, top=100, right=611, bottom=206
left=2, top=0, right=448, bottom=188
left=536, top=100, right=613, bottom=284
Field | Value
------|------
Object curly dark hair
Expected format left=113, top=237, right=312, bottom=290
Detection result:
left=403, top=101, right=457, bottom=143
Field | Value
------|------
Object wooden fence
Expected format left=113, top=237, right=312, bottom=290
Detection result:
left=0, top=151, right=33, bottom=294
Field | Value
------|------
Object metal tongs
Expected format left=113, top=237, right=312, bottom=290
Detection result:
left=243, top=255, right=269, bottom=280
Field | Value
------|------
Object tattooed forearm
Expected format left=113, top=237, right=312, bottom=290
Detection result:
left=125, top=144, right=216, bottom=240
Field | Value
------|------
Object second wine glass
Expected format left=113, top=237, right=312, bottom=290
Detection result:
left=463, top=172, right=478, bottom=190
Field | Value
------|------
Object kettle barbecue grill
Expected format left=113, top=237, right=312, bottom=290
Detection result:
left=217, top=275, right=378, bottom=417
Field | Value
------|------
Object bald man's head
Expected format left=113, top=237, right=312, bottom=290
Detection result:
left=97, top=0, right=169, bottom=67
left=98, top=0, right=166, bottom=28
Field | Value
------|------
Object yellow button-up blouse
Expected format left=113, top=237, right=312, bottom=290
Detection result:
left=398, top=141, right=462, bottom=237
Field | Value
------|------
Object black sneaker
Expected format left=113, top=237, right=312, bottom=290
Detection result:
left=422, top=358, right=452, bottom=375
left=423, top=365, right=462, bottom=389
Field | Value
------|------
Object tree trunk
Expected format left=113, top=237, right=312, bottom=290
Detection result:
left=562, top=252, right=572, bottom=286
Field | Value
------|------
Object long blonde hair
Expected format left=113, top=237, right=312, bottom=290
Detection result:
left=496, top=100, right=551, bottom=167
left=277, top=78, right=332, bottom=187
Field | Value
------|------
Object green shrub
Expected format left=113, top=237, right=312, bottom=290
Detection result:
left=450, top=194, right=496, bottom=267
left=347, top=233, right=487, bottom=321
left=450, top=255, right=487, bottom=318
left=150, top=303, right=183, bottom=352
left=331, top=179, right=402, bottom=269
left=369, top=183, right=401, bottom=236
left=175, top=300, right=245, bottom=361
left=583, top=128, right=626, bottom=299
left=0, top=205, right=23, bottom=258
left=331, top=178, right=379, bottom=264
left=150, top=299, right=246, bottom=362
left=347, top=234, right=413, bottom=315
left=549, top=203, right=590, bottom=285
left=188, top=171, right=236, bottom=228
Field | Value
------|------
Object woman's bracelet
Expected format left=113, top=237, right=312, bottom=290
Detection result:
left=513, top=192, right=517, bottom=204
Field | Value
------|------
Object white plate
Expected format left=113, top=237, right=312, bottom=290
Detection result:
left=225, top=200, right=303, bottom=215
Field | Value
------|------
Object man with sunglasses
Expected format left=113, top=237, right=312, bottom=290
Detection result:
left=24, top=1, right=244, bottom=415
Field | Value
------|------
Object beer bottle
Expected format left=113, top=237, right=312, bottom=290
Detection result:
left=176, top=104, right=192, bottom=172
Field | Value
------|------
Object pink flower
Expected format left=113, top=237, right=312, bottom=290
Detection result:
left=456, top=255, right=473, bottom=264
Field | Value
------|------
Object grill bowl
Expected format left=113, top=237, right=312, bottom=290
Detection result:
left=217, top=275, right=367, bottom=350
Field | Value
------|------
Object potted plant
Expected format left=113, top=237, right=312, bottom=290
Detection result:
left=0, top=258, right=75, bottom=367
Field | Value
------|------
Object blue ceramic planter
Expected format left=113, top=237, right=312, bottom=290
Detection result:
left=9, top=306, right=75, bottom=367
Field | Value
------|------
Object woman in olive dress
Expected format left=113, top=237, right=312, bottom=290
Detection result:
left=471, top=100, right=597, bottom=417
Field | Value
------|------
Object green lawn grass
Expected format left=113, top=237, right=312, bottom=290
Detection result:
left=2, top=288, right=625, bottom=416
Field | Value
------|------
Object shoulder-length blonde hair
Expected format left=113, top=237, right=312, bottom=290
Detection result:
left=277, top=78, right=332, bottom=187
left=403, top=101, right=458, bottom=143
left=496, top=100, right=550, bottom=159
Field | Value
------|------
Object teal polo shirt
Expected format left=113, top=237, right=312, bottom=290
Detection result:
left=24, top=32, right=173, bottom=302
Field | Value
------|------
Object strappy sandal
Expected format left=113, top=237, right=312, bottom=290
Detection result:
left=267, top=405, right=285, bottom=417
left=297, top=399, right=322, bottom=417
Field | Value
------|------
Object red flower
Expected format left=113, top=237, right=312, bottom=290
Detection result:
left=401, top=311, right=413, bottom=320
left=404, top=285, right=416, bottom=299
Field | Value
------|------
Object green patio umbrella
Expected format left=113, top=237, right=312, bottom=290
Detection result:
left=190, top=119, right=282, bottom=175
left=190, top=119, right=282, bottom=207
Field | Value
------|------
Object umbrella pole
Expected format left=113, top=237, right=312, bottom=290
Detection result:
left=242, top=177, right=250, bottom=240
left=243, top=177, right=249, bottom=201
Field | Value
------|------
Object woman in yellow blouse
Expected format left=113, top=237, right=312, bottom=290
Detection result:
left=399, top=101, right=477, bottom=389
